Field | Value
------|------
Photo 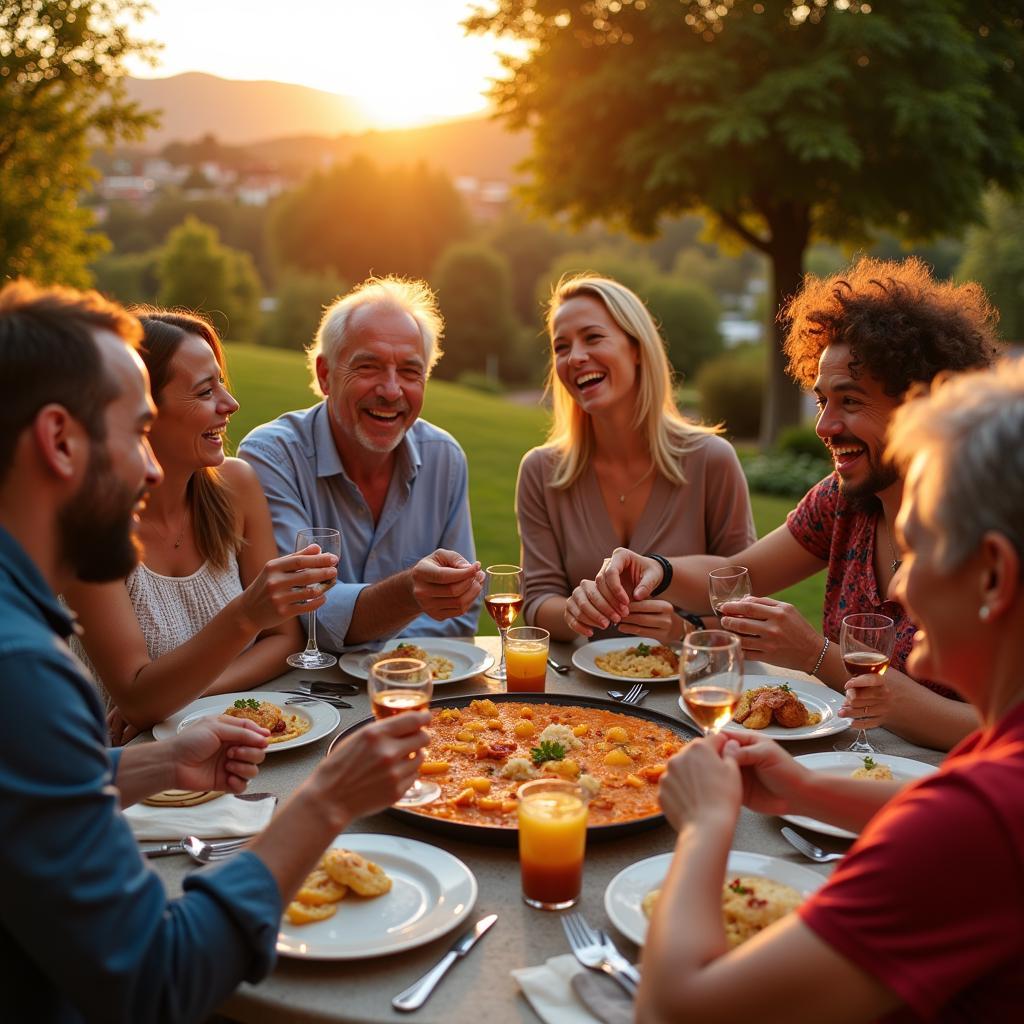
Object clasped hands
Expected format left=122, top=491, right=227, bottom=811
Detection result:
left=410, top=548, right=484, bottom=621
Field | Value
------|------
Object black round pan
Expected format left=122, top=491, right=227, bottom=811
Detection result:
left=327, top=692, right=699, bottom=846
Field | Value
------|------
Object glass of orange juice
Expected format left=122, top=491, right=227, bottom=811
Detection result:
left=505, top=626, right=549, bottom=693
left=517, top=778, right=588, bottom=909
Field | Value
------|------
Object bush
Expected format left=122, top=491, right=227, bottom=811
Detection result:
left=740, top=451, right=831, bottom=497
left=260, top=269, right=346, bottom=350
left=695, top=354, right=764, bottom=439
left=776, top=423, right=828, bottom=460
left=456, top=371, right=505, bottom=394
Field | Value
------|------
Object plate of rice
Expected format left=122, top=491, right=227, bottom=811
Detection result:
left=573, top=638, right=682, bottom=683
left=605, top=850, right=824, bottom=948
left=338, top=638, right=494, bottom=685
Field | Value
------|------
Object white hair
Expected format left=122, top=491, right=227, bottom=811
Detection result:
left=306, top=276, right=445, bottom=396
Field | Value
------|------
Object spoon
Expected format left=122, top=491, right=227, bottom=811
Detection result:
left=547, top=658, right=570, bottom=675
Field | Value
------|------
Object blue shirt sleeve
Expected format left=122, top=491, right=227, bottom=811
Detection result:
left=0, top=650, right=280, bottom=1024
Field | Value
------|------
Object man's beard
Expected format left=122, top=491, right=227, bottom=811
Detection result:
left=58, top=443, right=144, bottom=583
left=838, top=450, right=900, bottom=509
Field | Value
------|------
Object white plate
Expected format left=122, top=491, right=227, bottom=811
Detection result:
left=151, top=691, right=340, bottom=752
left=277, top=834, right=477, bottom=960
left=338, top=638, right=494, bottom=684
left=605, top=850, right=824, bottom=948
left=781, top=751, right=939, bottom=839
left=572, top=638, right=682, bottom=684
left=677, top=674, right=851, bottom=742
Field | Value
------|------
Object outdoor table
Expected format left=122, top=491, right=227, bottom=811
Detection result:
left=144, top=636, right=945, bottom=1024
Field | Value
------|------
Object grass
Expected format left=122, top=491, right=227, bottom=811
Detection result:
left=224, top=342, right=824, bottom=632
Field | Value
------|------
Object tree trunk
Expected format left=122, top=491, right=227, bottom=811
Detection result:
left=759, top=208, right=810, bottom=449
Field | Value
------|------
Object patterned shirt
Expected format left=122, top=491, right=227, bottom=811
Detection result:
left=786, top=474, right=957, bottom=699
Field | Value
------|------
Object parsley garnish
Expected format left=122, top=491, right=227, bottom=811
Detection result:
left=862, top=756, right=877, bottom=771
left=728, top=878, right=752, bottom=895
left=233, top=698, right=260, bottom=710
left=635, top=642, right=651, bottom=656
left=530, top=740, right=567, bottom=765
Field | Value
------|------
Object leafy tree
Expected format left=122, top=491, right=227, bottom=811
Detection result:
left=956, top=190, right=1024, bottom=340
left=157, top=217, right=262, bottom=342
left=268, top=155, right=471, bottom=283
left=0, top=0, right=157, bottom=285
left=467, top=0, right=1024, bottom=443
left=92, top=249, right=160, bottom=305
left=260, top=269, right=347, bottom=350
left=644, top=276, right=723, bottom=380
left=432, top=242, right=521, bottom=381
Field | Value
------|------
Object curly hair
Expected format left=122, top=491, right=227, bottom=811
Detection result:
left=782, top=256, right=1001, bottom=396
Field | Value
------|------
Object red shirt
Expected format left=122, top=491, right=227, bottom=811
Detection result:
left=786, top=474, right=957, bottom=699
left=799, top=701, right=1024, bottom=1022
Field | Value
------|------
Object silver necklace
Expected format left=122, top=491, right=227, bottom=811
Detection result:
left=615, top=463, right=654, bottom=504
left=881, top=515, right=901, bottom=574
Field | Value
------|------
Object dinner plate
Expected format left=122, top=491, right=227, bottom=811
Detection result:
left=781, top=751, right=939, bottom=840
left=676, top=674, right=851, bottom=742
left=338, top=638, right=494, bottom=685
left=605, top=850, right=825, bottom=948
left=276, top=834, right=477, bottom=960
left=572, top=638, right=682, bottom=684
left=151, top=691, right=341, bottom=751
left=327, top=692, right=699, bottom=846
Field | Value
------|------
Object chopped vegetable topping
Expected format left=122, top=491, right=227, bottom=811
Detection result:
left=728, top=878, right=752, bottom=895
left=862, top=755, right=877, bottom=770
left=530, top=740, right=567, bottom=765
left=635, top=642, right=651, bottom=656
left=233, top=698, right=260, bottom=710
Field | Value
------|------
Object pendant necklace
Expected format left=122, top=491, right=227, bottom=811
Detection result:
left=882, top=515, right=901, bottom=574
left=167, top=508, right=188, bottom=549
left=616, top=463, right=654, bottom=504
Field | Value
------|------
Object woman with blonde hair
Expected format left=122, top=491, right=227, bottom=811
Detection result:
left=65, top=310, right=337, bottom=741
left=638, top=359, right=1024, bottom=1023
left=515, top=274, right=754, bottom=643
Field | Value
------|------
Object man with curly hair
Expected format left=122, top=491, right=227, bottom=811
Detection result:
left=565, top=257, right=1001, bottom=751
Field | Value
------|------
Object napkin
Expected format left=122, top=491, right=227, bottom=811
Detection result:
left=125, top=792, right=276, bottom=840
left=513, top=954, right=633, bottom=1024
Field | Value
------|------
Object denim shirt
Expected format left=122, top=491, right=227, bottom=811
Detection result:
left=0, top=526, right=280, bottom=1023
left=238, top=404, right=480, bottom=649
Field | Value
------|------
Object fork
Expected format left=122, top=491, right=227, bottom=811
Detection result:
left=143, top=835, right=250, bottom=863
left=620, top=683, right=649, bottom=705
left=561, top=912, right=639, bottom=997
left=283, top=694, right=352, bottom=709
left=780, top=826, right=846, bottom=863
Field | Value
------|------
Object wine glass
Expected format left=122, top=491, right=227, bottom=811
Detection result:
left=286, top=527, right=341, bottom=670
left=368, top=657, right=440, bottom=807
left=483, top=564, right=524, bottom=681
left=834, top=613, right=895, bottom=755
left=708, top=565, right=752, bottom=617
left=680, top=630, right=744, bottom=736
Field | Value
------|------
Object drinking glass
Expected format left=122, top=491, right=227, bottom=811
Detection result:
left=708, top=565, right=752, bottom=617
left=505, top=626, right=549, bottom=693
left=483, top=564, right=523, bottom=681
left=286, top=528, right=341, bottom=670
left=680, top=629, right=744, bottom=736
left=517, top=778, right=588, bottom=910
left=834, top=613, right=895, bottom=755
left=368, top=657, right=440, bottom=807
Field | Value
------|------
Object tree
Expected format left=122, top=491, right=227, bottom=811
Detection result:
left=467, top=0, right=1024, bottom=444
left=956, top=190, right=1024, bottom=341
left=432, top=242, right=520, bottom=380
left=0, top=0, right=157, bottom=285
left=260, top=269, right=347, bottom=350
left=644, top=276, right=723, bottom=380
left=157, top=217, right=262, bottom=342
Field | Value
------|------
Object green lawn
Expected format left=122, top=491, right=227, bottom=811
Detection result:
left=225, top=343, right=823, bottom=632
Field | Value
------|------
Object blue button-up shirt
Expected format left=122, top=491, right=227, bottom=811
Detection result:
left=0, top=526, right=280, bottom=1023
left=238, top=403, right=480, bottom=649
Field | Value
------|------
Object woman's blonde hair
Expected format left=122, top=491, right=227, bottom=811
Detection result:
left=543, top=273, right=719, bottom=489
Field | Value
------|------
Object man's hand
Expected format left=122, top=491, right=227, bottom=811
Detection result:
left=719, top=732, right=807, bottom=816
left=840, top=675, right=890, bottom=730
left=168, top=715, right=270, bottom=794
left=616, top=599, right=685, bottom=645
left=717, top=596, right=822, bottom=671
left=565, top=548, right=663, bottom=636
left=107, top=706, right=141, bottom=747
left=410, top=549, right=484, bottom=621
left=658, top=734, right=743, bottom=832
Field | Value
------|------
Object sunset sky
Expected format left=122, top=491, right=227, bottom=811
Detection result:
left=128, top=0, right=520, bottom=129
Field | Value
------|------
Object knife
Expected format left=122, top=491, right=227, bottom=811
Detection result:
left=392, top=914, right=497, bottom=1012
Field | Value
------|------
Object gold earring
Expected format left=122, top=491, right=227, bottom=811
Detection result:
left=979, top=605, right=991, bottom=621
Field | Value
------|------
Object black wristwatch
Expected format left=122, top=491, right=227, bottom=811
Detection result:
left=644, top=552, right=673, bottom=597
left=678, top=611, right=705, bottom=632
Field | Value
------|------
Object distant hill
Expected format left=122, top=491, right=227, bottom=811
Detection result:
left=125, top=72, right=371, bottom=145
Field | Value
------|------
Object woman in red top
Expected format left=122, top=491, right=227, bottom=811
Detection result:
left=639, top=359, right=1024, bottom=1024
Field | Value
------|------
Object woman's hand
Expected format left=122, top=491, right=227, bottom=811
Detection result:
left=565, top=548, right=664, bottom=636
left=237, top=543, right=338, bottom=634
left=840, top=675, right=891, bottom=730
left=617, top=599, right=685, bottom=645
left=107, top=706, right=141, bottom=747
left=719, top=732, right=808, bottom=816
left=169, top=715, right=270, bottom=793
left=717, top=596, right=822, bottom=671
left=658, top=735, right=743, bottom=832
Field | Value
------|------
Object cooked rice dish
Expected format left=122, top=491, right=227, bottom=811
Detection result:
left=850, top=756, right=894, bottom=781
left=370, top=642, right=454, bottom=681
left=594, top=643, right=678, bottom=679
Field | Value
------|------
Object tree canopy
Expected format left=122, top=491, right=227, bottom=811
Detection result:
left=0, top=0, right=157, bottom=286
left=467, top=0, right=1024, bottom=442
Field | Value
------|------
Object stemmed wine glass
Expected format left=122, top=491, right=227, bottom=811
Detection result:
left=368, top=657, right=440, bottom=807
left=708, top=565, right=752, bottom=618
left=483, top=564, right=524, bottom=681
left=834, top=613, right=895, bottom=755
left=680, top=630, right=744, bottom=736
left=286, top=527, right=341, bottom=670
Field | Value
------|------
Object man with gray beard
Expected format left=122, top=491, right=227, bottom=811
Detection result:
left=239, top=276, right=483, bottom=649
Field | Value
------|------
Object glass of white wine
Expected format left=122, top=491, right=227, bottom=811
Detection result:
left=369, top=657, right=439, bottom=807
left=708, top=565, right=752, bottom=618
left=286, top=527, right=341, bottom=670
left=680, top=630, right=744, bottom=736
